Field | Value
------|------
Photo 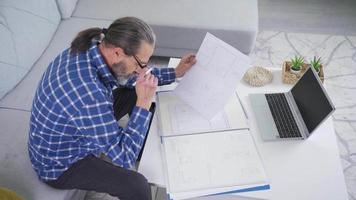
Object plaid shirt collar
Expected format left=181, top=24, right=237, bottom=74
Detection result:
left=89, top=43, right=118, bottom=87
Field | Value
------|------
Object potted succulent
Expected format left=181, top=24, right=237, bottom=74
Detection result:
left=310, top=56, right=322, bottom=74
left=290, top=56, right=304, bottom=75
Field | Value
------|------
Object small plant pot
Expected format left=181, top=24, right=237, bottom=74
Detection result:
left=282, top=61, right=324, bottom=84
left=314, top=68, right=321, bottom=75
left=290, top=67, right=301, bottom=75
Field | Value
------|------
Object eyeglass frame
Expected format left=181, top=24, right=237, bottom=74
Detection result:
left=132, top=55, right=148, bottom=69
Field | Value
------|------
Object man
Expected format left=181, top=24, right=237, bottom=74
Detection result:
left=28, top=17, right=196, bottom=200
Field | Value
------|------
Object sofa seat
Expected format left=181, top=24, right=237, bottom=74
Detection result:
left=72, top=0, right=258, bottom=57
left=0, top=109, right=87, bottom=200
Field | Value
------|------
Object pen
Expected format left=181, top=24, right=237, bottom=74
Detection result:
left=132, top=68, right=153, bottom=86
left=236, top=92, right=248, bottom=119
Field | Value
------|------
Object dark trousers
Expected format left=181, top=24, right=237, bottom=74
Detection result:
left=46, top=88, right=154, bottom=200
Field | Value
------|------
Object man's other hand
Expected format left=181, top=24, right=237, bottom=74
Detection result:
left=175, top=53, right=196, bottom=78
left=135, top=70, right=158, bottom=110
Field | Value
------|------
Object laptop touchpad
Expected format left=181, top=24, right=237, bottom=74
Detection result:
left=250, top=94, right=279, bottom=140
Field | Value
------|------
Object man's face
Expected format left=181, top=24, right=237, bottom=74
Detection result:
left=110, top=60, right=134, bottom=85
left=111, top=42, right=154, bottom=85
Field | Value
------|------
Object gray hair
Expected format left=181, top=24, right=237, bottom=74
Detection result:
left=71, top=17, right=156, bottom=54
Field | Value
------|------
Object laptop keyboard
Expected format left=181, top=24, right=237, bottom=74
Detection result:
left=265, top=93, right=302, bottom=138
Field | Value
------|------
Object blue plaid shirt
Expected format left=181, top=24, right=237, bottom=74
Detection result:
left=28, top=43, right=176, bottom=181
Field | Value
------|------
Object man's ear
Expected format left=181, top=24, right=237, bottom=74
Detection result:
left=113, top=47, right=126, bottom=60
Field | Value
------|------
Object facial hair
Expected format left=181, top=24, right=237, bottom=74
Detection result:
left=111, top=61, right=136, bottom=86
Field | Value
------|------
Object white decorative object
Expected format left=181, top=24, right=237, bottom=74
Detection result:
left=243, top=66, right=273, bottom=87
left=290, top=67, right=302, bottom=75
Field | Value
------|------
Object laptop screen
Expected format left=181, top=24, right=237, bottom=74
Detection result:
left=291, top=67, right=335, bottom=133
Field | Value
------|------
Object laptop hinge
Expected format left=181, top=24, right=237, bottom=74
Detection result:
left=285, top=91, right=310, bottom=138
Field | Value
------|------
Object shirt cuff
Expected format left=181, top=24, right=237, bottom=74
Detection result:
left=166, top=67, right=176, bottom=81
left=155, top=67, right=176, bottom=85
left=129, top=106, right=152, bottom=131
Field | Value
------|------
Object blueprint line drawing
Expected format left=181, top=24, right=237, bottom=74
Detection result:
left=156, top=91, right=248, bottom=137
left=174, top=32, right=251, bottom=119
left=162, top=129, right=267, bottom=193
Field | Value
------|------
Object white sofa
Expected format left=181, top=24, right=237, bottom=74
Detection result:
left=0, top=0, right=258, bottom=199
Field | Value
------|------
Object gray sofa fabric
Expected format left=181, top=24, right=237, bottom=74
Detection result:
left=0, top=109, right=87, bottom=200
left=0, top=18, right=111, bottom=111
left=151, top=25, right=257, bottom=57
left=72, top=0, right=258, bottom=57
left=0, top=0, right=60, bottom=99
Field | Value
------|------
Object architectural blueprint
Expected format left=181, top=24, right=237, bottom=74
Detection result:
left=174, top=33, right=250, bottom=119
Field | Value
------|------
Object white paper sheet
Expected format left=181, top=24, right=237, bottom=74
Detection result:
left=161, top=129, right=268, bottom=199
left=174, top=33, right=250, bottom=119
left=157, top=91, right=248, bottom=136
left=168, top=102, right=230, bottom=134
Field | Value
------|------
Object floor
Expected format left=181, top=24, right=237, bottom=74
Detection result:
left=258, top=0, right=356, bottom=36
left=147, top=1, right=356, bottom=200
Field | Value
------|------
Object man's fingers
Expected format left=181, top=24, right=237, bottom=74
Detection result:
left=145, top=74, right=152, bottom=85
left=142, top=74, right=157, bottom=88
left=188, top=55, right=196, bottom=64
left=183, top=54, right=196, bottom=65
left=137, top=70, right=145, bottom=80
left=149, top=75, right=158, bottom=87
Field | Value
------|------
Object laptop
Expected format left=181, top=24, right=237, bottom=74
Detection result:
left=249, top=66, right=335, bottom=141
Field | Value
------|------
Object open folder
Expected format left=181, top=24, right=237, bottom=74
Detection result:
left=157, top=91, right=270, bottom=200
left=157, top=91, right=249, bottom=136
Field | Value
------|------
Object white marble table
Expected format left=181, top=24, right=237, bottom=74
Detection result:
left=138, top=67, right=348, bottom=200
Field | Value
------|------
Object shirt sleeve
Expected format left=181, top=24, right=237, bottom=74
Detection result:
left=124, top=67, right=176, bottom=87
left=151, top=67, right=176, bottom=86
left=70, top=99, right=152, bottom=169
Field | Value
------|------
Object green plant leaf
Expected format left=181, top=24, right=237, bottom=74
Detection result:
left=290, top=55, right=304, bottom=70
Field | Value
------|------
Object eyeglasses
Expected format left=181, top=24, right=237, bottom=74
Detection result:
left=133, top=55, right=148, bottom=69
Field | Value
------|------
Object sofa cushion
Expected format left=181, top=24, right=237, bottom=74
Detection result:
left=73, top=0, right=257, bottom=32
left=151, top=25, right=256, bottom=57
left=0, top=17, right=111, bottom=111
left=55, top=0, right=79, bottom=19
left=72, top=0, right=258, bottom=57
left=0, top=0, right=60, bottom=99
left=0, top=109, right=72, bottom=200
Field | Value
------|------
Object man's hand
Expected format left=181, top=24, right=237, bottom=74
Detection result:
left=175, top=53, right=196, bottom=78
left=135, top=70, right=158, bottom=110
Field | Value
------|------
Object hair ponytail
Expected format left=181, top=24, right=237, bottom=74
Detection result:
left=70, top=17, right=156, bottom=55
left=70, top=28, right=102, bottom=53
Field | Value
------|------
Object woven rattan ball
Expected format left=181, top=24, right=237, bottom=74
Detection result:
left=243, top=66, right=273, bottom=87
